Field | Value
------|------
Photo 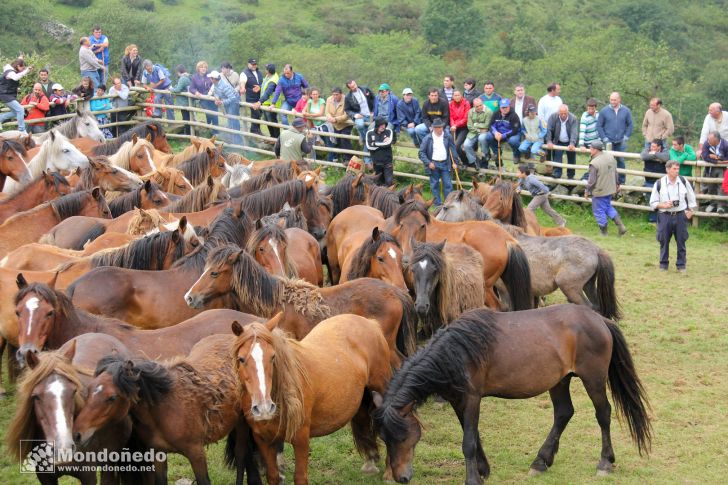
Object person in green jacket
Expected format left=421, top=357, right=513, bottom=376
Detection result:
left=461, top=98, right=493, bottom=168
left=171, top=64, right=192, bottom=135
left=670, top=136, right=697, bottom=177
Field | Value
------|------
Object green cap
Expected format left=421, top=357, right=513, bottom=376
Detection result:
left=378, top=83, right=391, bottom=91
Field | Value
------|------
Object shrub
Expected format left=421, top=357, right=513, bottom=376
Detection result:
left=57, top=0, right=93, bottom=6
left=125, top=0, right=155, bottom=11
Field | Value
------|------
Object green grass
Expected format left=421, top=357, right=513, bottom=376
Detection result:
left=1, top=162, right=727, bottom=484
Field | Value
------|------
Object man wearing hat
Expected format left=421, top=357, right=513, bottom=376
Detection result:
left=418, top=117, right=458, bottom=207
left=396, top=88, right=422, bottom=146
left=585, top=140, right=627, bottom=236
left=373, top=83, right=399, bottom=137
left=485, top=98, right=522, bottom=165
left=274, top=117, right=314, bottom=162
left=239, top=58, right=263, bottom=134
left=208, top=69, right=242, bottom=145
left=48, top=83, right=73, bottom=125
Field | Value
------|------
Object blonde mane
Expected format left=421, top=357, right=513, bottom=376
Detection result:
left=109, top=138, right=155, bottom=171
left=281, top=278, right=331, bottom=321
left=440, top=244, right=485, bottom=323
left=127, top=208, right=166, bottom=235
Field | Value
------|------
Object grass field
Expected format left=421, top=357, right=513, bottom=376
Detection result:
left=0, top=168, right=726, bottom=484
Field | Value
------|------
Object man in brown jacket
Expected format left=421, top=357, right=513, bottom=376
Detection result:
left=641, top=97, right=674, bottom=149
left=324, top=87, right=352, bottom=163
left=585, top=140, right=628, bottom=236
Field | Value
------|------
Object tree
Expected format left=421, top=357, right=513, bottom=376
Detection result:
left=421, top=0, right=485, bottom=56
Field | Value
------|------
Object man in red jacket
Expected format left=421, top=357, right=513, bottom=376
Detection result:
left=21, top=83, right=51, bottom=134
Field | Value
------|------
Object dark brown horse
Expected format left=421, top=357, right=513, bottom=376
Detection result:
left=177, top=147, right=228, bottom=186
left=342, top=227, right=407, bottom=291
left=92, top=121, right=172, bottom=156
left=0, top=172, right=72, bottom=224
left=184, top=244, right=416, bottom=367
left=259, top=203, right=307, bottom=231
left=374, top=305, right=652, bottom=484
left=68, top=155, right=143, bottom=192
left=108, top=180, right=170, bottom=217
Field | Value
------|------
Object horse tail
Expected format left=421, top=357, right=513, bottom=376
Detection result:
left=605, top=319, right=653, bottom=456
left=351, top=390, right=379, bottom=460
left=224, top=426, right=263, bottom=484
left=501, top=242, right=533, bottom=311
left=393, top=286, right=417, bottom=357
left=224, top=430, right=237, bottom=469
left=591, top=249, right=622, bottom=321
left=70, top=222, right=107, bottom=250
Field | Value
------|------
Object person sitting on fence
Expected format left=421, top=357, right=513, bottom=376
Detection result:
left=478, top=80, right=502, bottom=114
left=89, top=84, right=114, bottom=139
left=373, top=83, right=399, bottom=136
left=462, top=97, right=492, bottom=169
left=485, top=98, right=522, bottom=166
left=462, top=78, right=480, bottom=105
left=700, top=130, right=728, bottom=213
left=141, top=59, right=174, bottom=121
left=48, top=84, right=76, bottom=126
left=516, top=164, right=566, bottom=227
left=366, top=117, right=394, bottom=186
left=108, top=77, right=130, bottom=137
left=294, top=88, right=310, bottom=115
left=189, top=61, right=218, bottom=130
left=170, top=65, right=191, bottom=136
left=20, top=83, right=51, bottom=134
left=274, top=117, right=314, bottom=162
left=585, top=140, right=627, bottom=236
left=419, top=117, right=458, bottom=207
left=449, top=90, right=471, bottom=165
left=545, top=104, right=578, bottom=181
left=518, top=105, right=546, bottom=164
left=324, top=87, right=351, bottom=164
left=344, top=79, right=375, bottom=155
left=0, top=58, right=32, bottom=134
left=208, top=70, right=242, bottom=146
left=72, top=76, right=95, bottom=101
left=415, top=88, right=449, bottom=146
left=396, top=88, right=422, bottom=146
left=670, top=136, right=697, bottom=178
left=641, top=139, right=670, bottom=222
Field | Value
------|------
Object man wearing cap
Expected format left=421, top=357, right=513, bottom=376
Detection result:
left=20, top=83, right=51, bottom=134
left=209, top=70, right=242, bottom=145
left=585, top=140, right=627, bottom=236
left=240, top=58, right=263, bottom=135
left=275, top=117, right=314, bottom=162
left=141, top=59, right=174, bottom=120
left=396, top=88, right=422, bottom=146
left=48, top=83, right=73, bottom=125
left=373, top=83, right=399, bottom=137
left=419, top=118, right=458, bottom=207
left=518, top=105, right=546, bottom=162
left=257, top=63, right=281, bottom=139
left=462, top=98, right=492, bottom=168
left=271, top=64, right=309, bottom=126
left=545, top=104, right=579, bottom=180
left=485, top=98, right=522, bottom=165
left=366, top=117, right=395, bottom=186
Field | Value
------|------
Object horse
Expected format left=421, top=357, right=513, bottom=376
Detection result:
left=327, top=172, right=373, bottom=217
left=0, top=172, right=72, bottom=225
left=232, top=312, right=392, bottom=484
left=35, top=110, right=107, bottom=143
left=176, top=147, right=228, bottom=186
left=228, top=168, right=285, bottom=198
left=373, top=305, right=653, bottom=484
left=341, top=227, right=407, bottom=291
left=73, top=334, right=261, bottom=485
left=162, top=175, right=229, bottom=213
left=154, top=135, right=217, bottom=168
left=143, top=166, right=194, bottom=195
left=6, top=336, right=137, bottom=485
left=484, top=181, right=546, bottom=235
left=246, top=222, right=324, bottom=286
left=247, top=158, right=309, bottom=177
left=0, top=188, right=110, bottom=258
left=436, top=189, right=493, bottom=222
left=67, top=155, right=143, bottom=193
left=108, top=180, right=170, bottom=217
left=0, top=131, right=36, bottom=150
left=385, top=200, right=533, bottom=311
left=497, top=225, right=621, bottom=320
left=3, top=130, right=88, bottom=195
left=468, top=176, right=493, bottom=205
left=92, top=121, right=172, bottom=156
left=406, top=240, right=485, bottom=338
left=327, top=173, right=425, bottom=219
left=108, top=134, right=159, bottom=176
left=0, top=138, right=32, bottom=191
left=223, top=162, right=253, bottom=189
left=67, top=205, right=254, bottom=328
left=260, top=202, right=307, bottom=230
left=184, top=244, right=416, bottom=367
left=14, top=277, right=261, bottom=366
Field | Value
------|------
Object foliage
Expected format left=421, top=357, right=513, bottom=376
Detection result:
left=57, top=0, right=92, bottom=6
left=421, top=0, right=484, bottom=56
left=125, top=0, right=155, bottom=11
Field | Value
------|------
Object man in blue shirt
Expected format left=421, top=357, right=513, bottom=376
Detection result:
left=89, top=26, right=109, bottom=85
left=141, top=59, right=173, bottom=121
left=597, top=91, right=633, bottom=184
left=209, top=70, right=242, bottom=146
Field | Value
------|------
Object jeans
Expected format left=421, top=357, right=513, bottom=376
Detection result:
left=552, top=141, right=577, bottom=179
left=657, top=211, right=689, bottom=269
left=224, top=101, right=243, bottom=146
left=404, top=126, right=419, bottom=146
left=609, top=139, right=627, bottom=184
left=374, top=160, right=394, bottom=186
left=643, top=178, right=658, bottom=222
left=325, top=125, right=352, bottom=162
left=81, top=70, right=101, bottom=90
left=463, top=134, right=488, bottom=166
left=519, top=139, right=544, bottom=156
left=153, top=92, right=175, bottom=120
left=427, top=160, right=452, bottom=206
left=592, top=195, right=619, bottom=227
left=263, top=109, right=279, bottom=138
left=485, top=132, right=521, bottom=164
left=199, top=99, right=219, bottom=129
left=353, top=115, right=371, bottom=163
left=453, top=127, right=469, bottom=165
left=0, top=99, right=26, bottom=131
left=28, top=124, right=45, bottom=134
left=280, top=100, right=294, bottom=126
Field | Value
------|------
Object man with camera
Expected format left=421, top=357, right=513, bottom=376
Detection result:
left=649, top=160, right=698, bottom=273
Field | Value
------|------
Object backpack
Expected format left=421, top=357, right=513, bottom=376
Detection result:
left=154, top=64, right=171, bottom=79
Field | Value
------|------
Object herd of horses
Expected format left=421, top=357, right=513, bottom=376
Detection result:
left=0, top=115, right=652, bottom=485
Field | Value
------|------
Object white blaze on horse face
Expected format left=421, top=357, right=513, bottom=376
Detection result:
left=11, top=147, right=31, bottom=180
left=418, top=259, right=428, bottom=270
left=388, top=247, right=397, bottom=260
left=144, top=147, right=157, bottom=172
left=182, top=175, right=194, bottom=189
left=48, top=378, right=73, bottom=451
left=184, top=267, right=210, bottom=303
left=93, top=384, right=104, bottom=396
left=251, top=341, right=268, bottom=400
left=304, top=175, right=313, bottom=182
left=25, top=297, right=40, bottom=336
left=268, top=239, right=283, bottom=273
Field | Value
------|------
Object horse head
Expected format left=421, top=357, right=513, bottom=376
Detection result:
left=76, top=110, right=106, bottom=143
left=45, top=130, right=88, bottom=172
left=89, top=156, right=143, bottom=192
left=0, top=139, right=31, bottom=183
left=372, top=392, right=419, bottom=484
left=407, top=240, right=446, bottom=318
left=15, top=275, right=61, bottom=366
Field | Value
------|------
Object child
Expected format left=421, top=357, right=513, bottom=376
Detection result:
left=48, top=84, right=78, bottom=126
left=516, top=164, right=566, bottom=227
left=89, top=84, right=114, bottom=139
left=518, top=105, right=546, bottom=163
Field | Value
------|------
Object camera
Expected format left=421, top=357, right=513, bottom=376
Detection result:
left=671, top=200, right=680, bottom=207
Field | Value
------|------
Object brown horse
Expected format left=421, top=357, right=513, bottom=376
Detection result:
left=92, top=121, right=172, bottom=156
left=232, top=312, right=392, bottom=484
left=486, top=181, right=560, bottom=236
left=108, top=179, right=170, bottom=217
left=384, top=200, right=533, bottom=311
left=184, top=244, right=416, bottom=367
left=260, top=203, right=308, bottom=231
left=0, top=172, right=72, bottom=225
left=325, top=205, right=386, bottom=284
left=73, top=334, right=260, bottom=485
left=154, top=135, right=217, bottom=168
left=326, top=173, right=426, bottom=218
left=374, top=305, right=652, bottom=484
left=162, top=175, right=230, bottom=213
left=246, top=222, right=322, bottom=286
left=108, top=134, right=159, bottom=175
left=341, top=227, right=407, bottom=291
left=0, top=138, right=32, bottom=191
left=176, top=147, right=227, bottom=186
left=67, top=155, right=143, bottom=193
left=0, top=188, right=110, bottom=258
left=247, top=158, right=308, bottom=177
left=143, top=166, right=194, bottom=195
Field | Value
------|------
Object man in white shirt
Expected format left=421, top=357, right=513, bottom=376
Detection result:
left=418, top=118, right=458, bottom=206
left=537, top=82, right=562, bottom=125
left=649, top=160, right=698, bottom=273
left=698, top=102, right=728, bottom=155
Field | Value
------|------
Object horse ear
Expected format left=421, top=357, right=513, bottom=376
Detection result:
left=209, top=135, right=217, bottom=143
left=143, top=179, right=152, bottom=192
left=255, top=219, right=263, bottom=230
left=231, top=320, right=243, bottom=336
left=371, top=226, right=380, bottom=241
left=77, top=110, right=84, bottom=118
left=123, top=360, right=135, bottom=376
left=62, top=339, right=77, bottom=362
left=457, top=191, right=465, bottom=202
left=149, top=124, right=158, bottom=132
left=49, top=130, right=56, bottom=141
left=398, top=193, right=405, bottom=204
left=435, top=240, right=446, bottom=252
left=145, top=133, right=152, bottom=142
left=372, top=390, right=384, bottom=409
left=266, top=312, right=284, bottom=331
left=132, top=133, right=139, bottom=144
left=424, top=199, right=434, bottom=208
left=415, top=183, right=423, bottom=191
left=291, top=160, right=301, bottom=175
left=178, top=215, right=188, bottom=232
left=282, top=202, right=292, bottom=211
left=352, top=172, right=364, bottom=187
left=190, top=137, right=200, bottom=148
left=206, top=147, right=214, bottom=158
left=16, top=273, right=28, bottom=290
left=26, top=350, right=40, bottom=370
left=399, top=401, right=415, bottom=416
left=207, top=175, right=214, bottom=187
left=92, top=186, right=102, bottom=199
left=171, top=228, right=181, bottom=243
left=24, top=134, right=34, bottom=149
left=472, top=179, right=480, bottom=189
left=49, top=271, right=60, bottom=290
left=314, top=166, right=321, bottom=175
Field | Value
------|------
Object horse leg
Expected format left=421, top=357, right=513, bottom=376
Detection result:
left=582, top=376, right=616, bottom=476
left=352, top=398, right=380, bottom=474
left=254, top=434, right=281, bottom=485
left=451, top=394, right=490, bottom=481
left=234, top=421, right=262, bottom=485
left=7, top=342, right=20, bottom=384
left=529, top=375, right=574, bottom=475
left=153, top=458, right=168, bottom=485
left=451, top=392, right=488, bottom=485
left=291, top=426, right=312, bottom=485
left=483, top=284, right=501, bottom=311
left=557, top=279, right=590, bottom=307
left=186, top=446, right=212, bottom=485
left=0, top=336, right=6, bottom=397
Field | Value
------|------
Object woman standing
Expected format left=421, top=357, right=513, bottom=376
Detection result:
left=120, top=44, right=142, bottom=88
left=303, top=87, right=325, bottom=128
left=188, top=61, right=218, bottom=130
left=0, top=58, right=32, bottom=134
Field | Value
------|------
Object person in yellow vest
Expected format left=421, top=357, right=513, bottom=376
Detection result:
left=256, top=63, right=281, bottom=139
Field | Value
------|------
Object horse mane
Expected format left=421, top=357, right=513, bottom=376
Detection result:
left=367, top=185, right=401, bottom=218
left=95, top=354, right=173, bottom=405
left=52, top=113, right=91, bottom=139
left=327, top=173, right=368, bottom=217
left=231, top=323, right=309, bottom=441
left=246, top=224, right=298, bottom=278
left=1, top=138, right=27, bottom=157
left=346, top=230, right=401, bottom=281
left=163, top=179, right=225, bottom=213
left=89, top=230, right=185, bottom=270
left=229, top=168, right=284, bottom=198
left=109, top=139, right=153, bottom=171
left=394, top=199, right=431, bottom=224
left=23, top=132, right=73, bottom=184
left=6, top=349, right=85, bottom=460
left=374, top=309, right=499, bottom=441
left=92, top=122, right=165, bottom=156
left=49, top=190, right=95, bottom=220
left=177, top=149, right=222, bottom=186
left=127, top=208, right=166, bottom=235
left=2, top=172, right=69, bottom=203
left=280, top=278, right=331, bottom=320
left=241, top=179, right=308, bottom=220
left=491, top=182, right=526, bottom=228
left=260, top=205, right=308, bottom=230
left=108, top=185, right=143, bottom=217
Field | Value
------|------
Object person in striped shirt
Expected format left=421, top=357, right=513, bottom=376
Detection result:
left=579, top=98, right=599, bottom=148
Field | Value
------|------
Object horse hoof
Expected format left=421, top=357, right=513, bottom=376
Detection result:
left=596, top=469, right=612, bottom=477
left=528, top=468, right=544, bottom=477
left=361, top=461, right=379, bottom=474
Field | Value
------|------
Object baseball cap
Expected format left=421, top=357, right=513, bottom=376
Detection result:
left=590, top=140, right=604, bottom=150
left=378, top=83, right=391, bottom=92
left=51, top=83, right=64, bottom=91
left=402, top=88, right=413, bottom=95
left=527, top=104, right=537, bottom=113
left=292, top=118, right=306, bottom=128
left=207, top=70, right=221, bottom=79
left=248, top=58, right=257, bottom=64
left=499, top=98, right=511, bottom=108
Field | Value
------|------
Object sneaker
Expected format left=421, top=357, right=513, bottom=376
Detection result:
left=717, top=206, right=726, bottom=214
left=659, top=267, right=668, bottom=272
left=705, top=205, right=715, bottom=213
left=677, top=268, right=686, bottom=274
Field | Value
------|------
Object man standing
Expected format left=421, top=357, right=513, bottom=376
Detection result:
left=585, top=140, right=627, bottom=236
left=597, top=91, right=633, bottom=184
left=640, top=139, right=670, bottom=222
left=414, top=88, right=449, bottom=144
left=649, top=160, right=698, bottom=272
left=275, top=117, right=314, bottom=162
left=439, top=75, right=455, bottom=102
left=271, top=64, right=309, bottom=126
left=537, top=83, right=562, bottom=126
left=324, top=87, right=351, bottom=163
left=239, top=58, right=263, bottom=135
left=485, top=98, right=521, bottom=165
left=418, top=118, right=458, bottom=207
left=366, top=117, right=395, bottom=186
left=670, top=136, right=697, bottom=177
left=0, top=58, right=32, bottom=134
left=510, top=84, right=536, bottom=124
left=344, top=79, right=375, bottom=149
left=256, top=63, right=280, bottom=139
left=700, top=131, right=728, bottom=213
left=109, top=76, right=130, bottom=136
left=462, top=98, right=492, bottom=168
left=37, top=69, right=54, bottom=99
left=479, top=81, right=501, bottom=114
left=641, top=98, right=674, bottom=149
left=208, top=70, right=242, bottom=146
left=89, top=26, right=109, bottom=85
left=79, top=37, right=105, bottom=89
left=698, top=102, right=728, bottom=154
left=545, top=104, right=579, bottom=180
left=578, top=98, right=599, bottom=148
left=373, top=83, right=399, bottom=134
left=20, top=83, right=50, bottom=134
left=141, top=59, right=173, bottom=120
left=396, top=88, right=422, bottom=146
left=220, top=62, right=240, bottom=90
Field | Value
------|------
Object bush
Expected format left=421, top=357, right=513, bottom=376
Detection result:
left=57, top=0, right=93, bottom=6
left=125, top=0, right=155, bottom=11
left=223, top=11, right=256, bottom=23
left=161, top=0, right=178, bottom=4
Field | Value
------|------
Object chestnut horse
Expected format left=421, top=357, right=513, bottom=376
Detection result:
left=374, top=305, right=652, bottom=484
left=0, top=172, right=72, bottom=225
left=0, top=188, right=110, bottom=258
left=108, top=180, right=170, bottom=217
left=67, top=155, right=143, bottom=193
left=340, top=227, right=406, bottom=291
left=143, top=166, right=194, bottom=195
left=184, top=244, right=416, bottom=367
left=162, top=175, right=230, bottom=213
left=73, top=334, right=260, bottom=485
left=384, top=200, right=533, bottom=311
left=108, top=135, right=159, bottom=176
left=0, top=138, right=32, bottom=191
left=154, top=135, right=217, bottom=168
left=246, top=222, right=322, bottom=286
left=176, top=146, right=228, bottom=186
left=92, top=121, right=172, bottom=156
left=232, top=313, right=392, bottom=485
